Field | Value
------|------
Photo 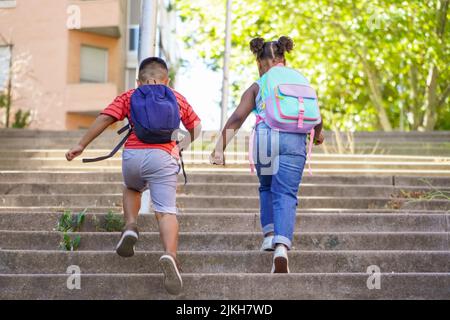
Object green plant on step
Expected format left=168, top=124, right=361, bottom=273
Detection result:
left=55, top=208, right=87, bottom=232
left=392, top=180, right=450, bottom=203
left=55, top=210, right=72, bottom=232
left=104, top=210, right=125, bottom=232
left=59, top=234, right=81, bottom=251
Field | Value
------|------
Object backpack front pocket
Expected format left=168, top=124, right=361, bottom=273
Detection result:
left=274, top=84, right=320, bottom=122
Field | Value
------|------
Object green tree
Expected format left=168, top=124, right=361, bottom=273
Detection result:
left=176, top=0, right=449, bottom=131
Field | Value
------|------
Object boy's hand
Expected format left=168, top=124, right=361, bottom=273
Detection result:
left=210, top=150, right=225, bottom=165
left=314, top=132, right=325, bottom=145
left=66, top=144, right=85, bottom=161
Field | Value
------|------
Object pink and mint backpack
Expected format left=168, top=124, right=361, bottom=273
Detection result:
left=259, top=65, right=321, bottom=133
left=250, top=65, right=321, bottom=175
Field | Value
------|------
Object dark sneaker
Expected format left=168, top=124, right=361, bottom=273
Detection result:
left=159, top=254, right=183, bottom=295
left=115, top=223, right=139, bottom=258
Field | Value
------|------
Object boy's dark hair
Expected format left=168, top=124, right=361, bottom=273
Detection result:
left=138, top=57, right=169, bottom=82
left=249, top=36, right=294, bottom=60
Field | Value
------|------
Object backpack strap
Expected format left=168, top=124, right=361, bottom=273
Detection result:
left=306, top=128, right=315, bottom=176
left=82, top=124, right=132, bottom=163
left=297, top=97, right=305, bottom=128
left=176, top=142, right=187, bottom=185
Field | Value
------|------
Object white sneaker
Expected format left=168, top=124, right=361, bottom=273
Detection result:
left=271, top=245, right=290, bottom=273
left=159, top=254, right=183, bottom=295
left=260, top=235, right=275, bottom=251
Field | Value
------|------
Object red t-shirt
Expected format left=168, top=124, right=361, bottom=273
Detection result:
left=101, top=88, right=201, bottom=157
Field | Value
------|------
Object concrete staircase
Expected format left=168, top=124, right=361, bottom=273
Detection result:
left=0, top=129, right=449, bottom=299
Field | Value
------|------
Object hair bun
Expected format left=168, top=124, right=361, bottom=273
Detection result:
left=277, top=36, right=294, bottom=54
left=249, top=37, right=265, bottom=56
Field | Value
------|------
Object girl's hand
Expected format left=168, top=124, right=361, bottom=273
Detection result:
left=314, top=132, right=325, bottom=145
left=66, top=144, right=85, bottom=161
left=210, top=150, right=225, bottom=165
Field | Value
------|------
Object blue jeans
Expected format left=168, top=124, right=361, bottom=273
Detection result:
left=253, top=122, right=307, bottom=249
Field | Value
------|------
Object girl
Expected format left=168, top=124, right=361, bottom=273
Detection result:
left=210, top=36, right=324, bottom=273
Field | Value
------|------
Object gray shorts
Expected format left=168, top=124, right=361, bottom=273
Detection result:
left=122, top=149, right=180, bottom=214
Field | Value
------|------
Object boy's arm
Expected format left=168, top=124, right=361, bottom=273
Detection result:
left=66, top=114, right=117, bottom=161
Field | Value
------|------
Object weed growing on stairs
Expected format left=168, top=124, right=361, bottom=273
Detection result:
left=91, top=211, right=125, bottom=232
left=417, top=179, right=450, bottom=201
left=59, top=234, right=81, bottom=251
left=56, top=209, right=87, bottom=251
left=386, top=180, right=450, bottom=210
left=104, top=210, right=125, bottom=232
left=385, top=199, right=403, bottom=210
left=55, top=208, right=87, bottom=232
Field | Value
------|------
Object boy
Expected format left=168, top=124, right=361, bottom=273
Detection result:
left=66, top=57, right=202, bottom=295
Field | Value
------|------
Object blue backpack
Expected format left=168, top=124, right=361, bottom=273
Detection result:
left=130, top=85, right=180, bottom=144
left=83, top=85, right=187, bottom=182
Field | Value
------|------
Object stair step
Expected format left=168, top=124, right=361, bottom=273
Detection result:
left=1, top=273, right=449, bottom=299
left=1, top=171, right=449, bottom=187
left=1, top=231, right=448, bottom=251
left=2, top=182, right=449, bottom=198
left=1, top=212, right=447, bottom=232
left=1, top=250, right=449, bottom=274
left=2, top=158, right=450, bottom=170
left=1, top=194, right=448, bottom=210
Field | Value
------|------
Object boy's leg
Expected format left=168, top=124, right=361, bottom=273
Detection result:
left=117, top=149, right=147, bottom=258
left=144, top=149, right=182, bottom=295
left=123, top=186, right=141, bottom=225
left=155, top=212, right=179, bottom=257
left=115, top=186, right=142, bottom=257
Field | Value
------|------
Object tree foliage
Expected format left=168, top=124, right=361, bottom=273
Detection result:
left=176, top=0, right=449, bottom=131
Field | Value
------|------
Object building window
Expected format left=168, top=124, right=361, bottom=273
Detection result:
left=0, top=0, right=17, bottom=9
left=0, top=45, right=12, bottom=91
left=128, top=25, right=139, bottom=52
left=126, top=68, right=137, bottom=90
left=80, top=45, right=108, bottom=83
left=127, top=0, right=141, bottom=53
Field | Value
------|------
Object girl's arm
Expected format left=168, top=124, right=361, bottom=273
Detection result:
left=66, top=114, right=117, bottom=161
left=313, top=119, right=324, bottom=145
left=211, top=83, right=258, bottom=164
